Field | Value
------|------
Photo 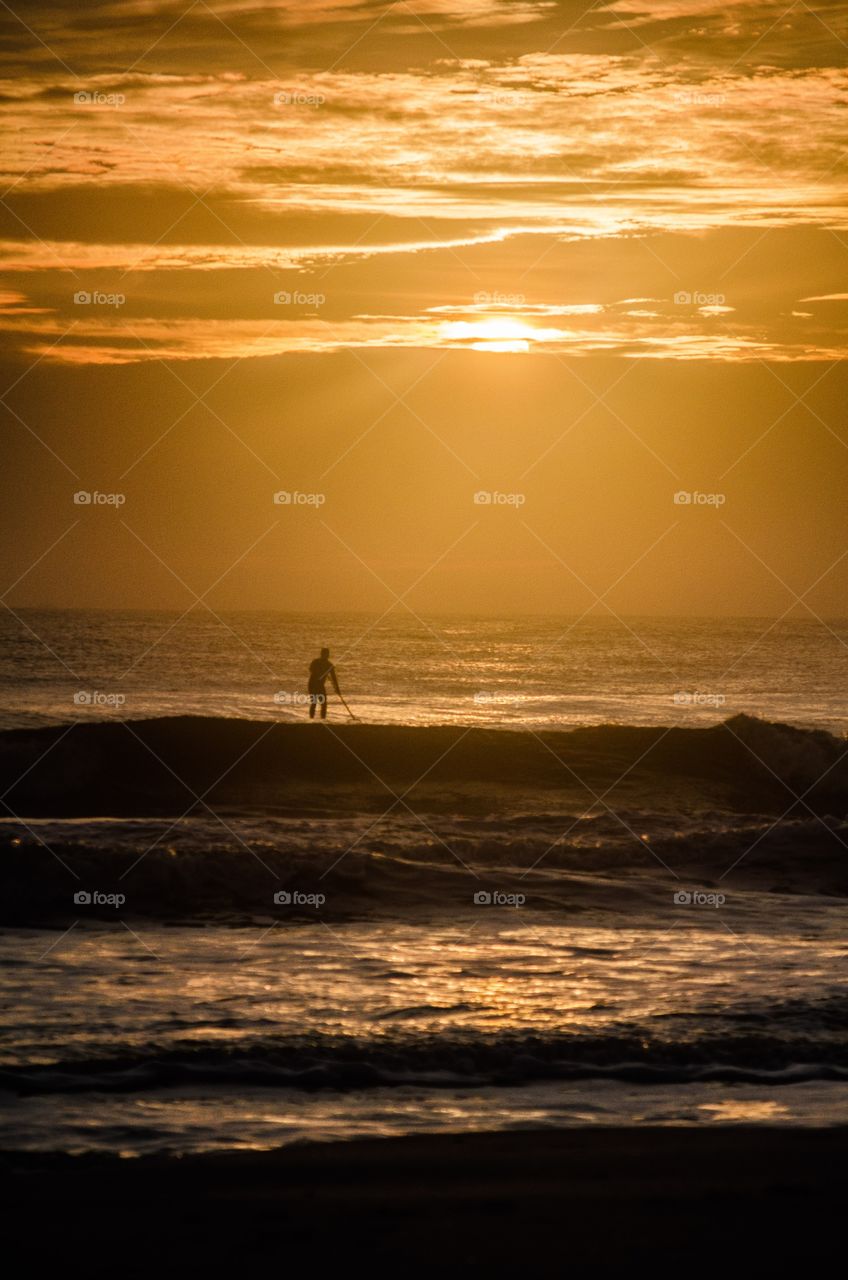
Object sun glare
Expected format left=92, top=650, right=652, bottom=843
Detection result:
left=440, top=316, right=559, bottom=353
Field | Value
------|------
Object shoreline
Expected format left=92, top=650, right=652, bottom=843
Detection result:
left=4, top=1126, right=846, bottom=1269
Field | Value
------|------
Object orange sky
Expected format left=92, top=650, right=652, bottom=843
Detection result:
left=1, top=1, right=847, bottom=613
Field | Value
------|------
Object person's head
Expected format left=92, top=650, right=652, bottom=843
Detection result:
left=320, top=647, right=330, bottom=659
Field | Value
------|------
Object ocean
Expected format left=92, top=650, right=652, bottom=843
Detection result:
left=2, top=609, right=847, bottom=732
left=1, top=610, right=847, bottom=1155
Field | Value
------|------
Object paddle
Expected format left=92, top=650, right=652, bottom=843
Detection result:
left=337, top=692, right=357, bottom=721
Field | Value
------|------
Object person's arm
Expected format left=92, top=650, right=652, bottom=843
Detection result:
left=330, top=665, right=341, bottom=695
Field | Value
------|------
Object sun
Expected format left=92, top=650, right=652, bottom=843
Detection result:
left=438, top=316, right=566, bottom=353
left=440, top=317, right=535, bottom=352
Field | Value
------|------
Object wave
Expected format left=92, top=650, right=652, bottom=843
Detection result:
left=3, top=809, right=848, bottom=922
left=2, top=715, right=847, bottom=921
left=5, top=1024, right=848, bottom=1095
left=1, top=713, right=846, bottom=817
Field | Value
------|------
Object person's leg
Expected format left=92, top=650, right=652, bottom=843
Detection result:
left=319, top=690, right=328, bottom=720
left=308, top=688, right=317, bottom=719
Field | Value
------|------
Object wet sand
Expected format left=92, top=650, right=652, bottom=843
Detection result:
left=4, top=1126, right=846, bottom=1272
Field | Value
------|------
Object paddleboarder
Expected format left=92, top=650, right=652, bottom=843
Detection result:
left=308, top=647, right=342, bottom=720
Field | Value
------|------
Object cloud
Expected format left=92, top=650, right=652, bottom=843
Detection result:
left=3, top=293, right=845, bottom=365
left=3, top=60, right=845, bottom=227
left=598, top=0, right=765, bottom=22
left=2, top=5, right=846, bottom=364
left=93, top=0, right=556, bottom=25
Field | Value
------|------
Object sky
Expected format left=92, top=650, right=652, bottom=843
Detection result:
left=1, top=0, right=847, bottom=615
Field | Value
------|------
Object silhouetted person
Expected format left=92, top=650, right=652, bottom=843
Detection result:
left=308, top=647, right=341, bottom=720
